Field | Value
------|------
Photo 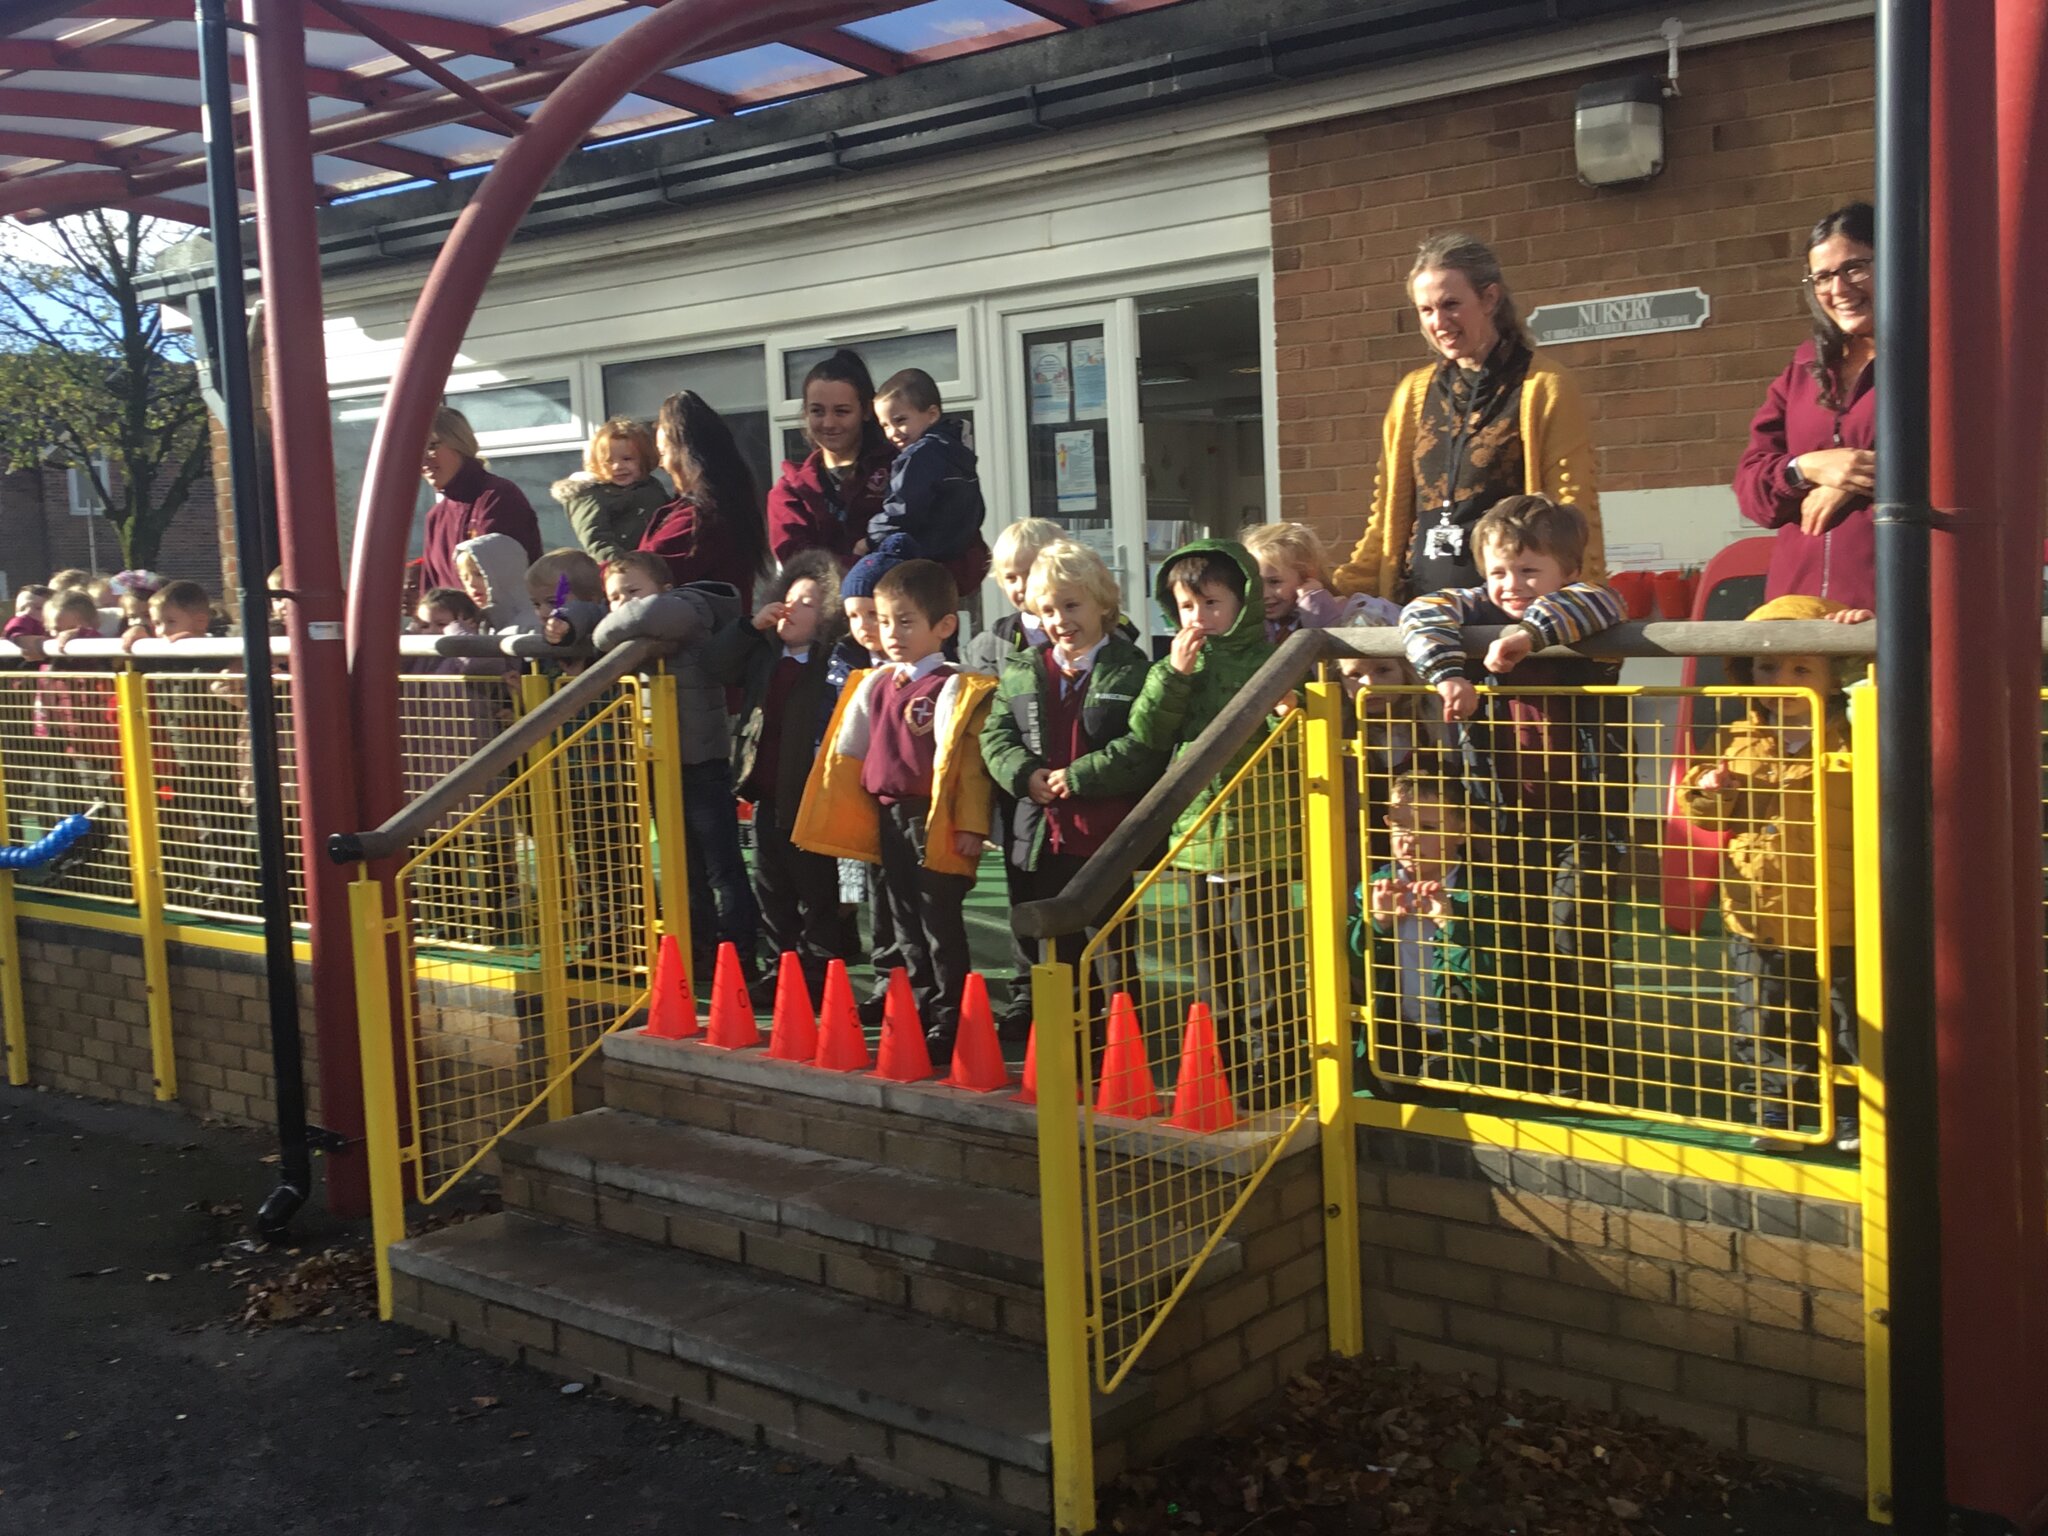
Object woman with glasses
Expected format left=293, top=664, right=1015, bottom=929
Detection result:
left=1734, top=202, right=1877, bottom=610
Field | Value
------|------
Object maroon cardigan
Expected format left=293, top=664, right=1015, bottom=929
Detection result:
left=638, top=495, right=761, bottom=608
left=767, top=445, right=894, bottom=571
left=420, top=459, right=543, bottom=591
left=1733, top=338, right=1877, bottom=610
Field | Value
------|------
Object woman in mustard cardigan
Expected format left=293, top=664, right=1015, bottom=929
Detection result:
left=1332, top=233, right=1602, bottom=603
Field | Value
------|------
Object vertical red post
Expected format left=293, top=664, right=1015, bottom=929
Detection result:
left=246, top=0, right=368, bottom=1216
left=1931, top=0, right=2043, bottom=1520
left=1995, top=0, right=2048, bottom=1520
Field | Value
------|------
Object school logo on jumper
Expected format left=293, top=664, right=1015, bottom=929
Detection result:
left=904, top=695, right=938, bottom=736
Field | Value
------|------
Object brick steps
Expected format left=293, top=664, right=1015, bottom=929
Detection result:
left=388, top=1212, right=1149, bottom=1511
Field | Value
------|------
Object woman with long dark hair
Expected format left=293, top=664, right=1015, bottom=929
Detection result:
left=767, top=349, right=897, bottom=571
left=638, top=390, right=772, bottom=601
left=1733, top=202, right=1877, bottom=610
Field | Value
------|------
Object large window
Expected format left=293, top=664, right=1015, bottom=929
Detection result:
left=780, top=328, right=960, bottom=400
left=603, top=344, right=770, bottom=497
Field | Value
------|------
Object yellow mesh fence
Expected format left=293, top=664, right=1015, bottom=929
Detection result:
left=1065, top=707, right=1319, bottom=1394
left=1348, top=682, right=1847, bottom=1145
left=0, top=668, right=132, bottom=903
left=394, top=679, right=653, bottom=1199
left=143, top=669, right=306, bottom=925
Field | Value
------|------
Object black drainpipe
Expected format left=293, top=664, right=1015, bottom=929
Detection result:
left=196, top=0, right=314, bottom=1240
left=1873, top=0, right=1944, bottom=1526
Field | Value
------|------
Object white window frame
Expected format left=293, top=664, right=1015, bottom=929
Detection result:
left=66, top=454, right=111, bottom=517
left=765, top=307, right=978, bottom=427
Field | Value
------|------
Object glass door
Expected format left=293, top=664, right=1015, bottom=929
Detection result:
left=1002, top=301, right=1150, bottom=641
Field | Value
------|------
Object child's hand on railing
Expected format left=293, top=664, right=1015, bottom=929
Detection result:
left=1026, top=767, right=1057, bottom=806
left=1436, top=677, right=1479, bottom=721
left=542, top=615, right=571, bottom=645
left=1694, top=763, right=1736, bottom=792
left=1408, top=879, right=1454, bottom=922
left=1483, top=629, right=1534, bottom=674
left=1824, top=607, right=1875, bottom=624
left=1369, top=877, right=1411, bottom=919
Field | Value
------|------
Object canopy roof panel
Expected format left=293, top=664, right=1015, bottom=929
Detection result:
left=0, top=0, right=1193, bottom=223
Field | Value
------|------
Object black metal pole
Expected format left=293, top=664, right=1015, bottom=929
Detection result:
left=197, top=0, right=313, bottom=1239
left=1875, top=0, right=1945, bottom=1526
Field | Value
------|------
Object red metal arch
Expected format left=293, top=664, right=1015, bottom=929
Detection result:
left=344, top=0, right=887, bottom=828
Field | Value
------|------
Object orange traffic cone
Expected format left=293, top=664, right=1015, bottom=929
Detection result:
left=944, top=974, right=1011, bottom=1092
left=705, top=942, right=761, bottom=1050
left=644, top=933, right=699, bottom=1040
left=766, top=952, right=818, bottom=1063
left=1014, top=1022, right=1041, bottom=1105
left=813, top=960, right=872, bottom=1072
left=1093, top=991, right=1161, bottom=1119
left=1166, top=1001, right=1240, bottom=1132
left=872, top=966, right=933, bottom=1083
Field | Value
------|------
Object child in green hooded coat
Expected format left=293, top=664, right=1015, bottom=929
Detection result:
left=1128, top=539, right=1291, bottom=1093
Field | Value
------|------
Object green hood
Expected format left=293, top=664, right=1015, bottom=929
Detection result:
left=1152, top=537, right=1266, bottom=657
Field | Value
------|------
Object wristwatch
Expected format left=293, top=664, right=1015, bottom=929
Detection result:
left=1785, top=455, right=1811, bottom=489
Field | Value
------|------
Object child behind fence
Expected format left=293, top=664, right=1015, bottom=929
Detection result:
left=1679, top=594, right=1862, bottom=1153
left=1398, top=494, right=1628, bottom=1101
left=30, top=590, right=121, bottom=874
left=1244, top=521, right=1401, bottom=644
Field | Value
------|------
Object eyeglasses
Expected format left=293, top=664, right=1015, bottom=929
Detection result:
left=1802, top=257, right=1874, bottom=292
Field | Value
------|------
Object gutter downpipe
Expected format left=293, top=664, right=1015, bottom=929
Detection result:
left=197, top=0, right=312, bottom=1236
left=1874, top=0, right=1945, bottom=1527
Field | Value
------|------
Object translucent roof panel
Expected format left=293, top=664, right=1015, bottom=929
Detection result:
left=0, top=0, right=1202, bottom=224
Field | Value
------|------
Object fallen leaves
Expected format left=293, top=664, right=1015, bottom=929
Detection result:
left=236, top=1244, right=376, bottom=1328
left=1095, top=1356, right=1736, bottom=1536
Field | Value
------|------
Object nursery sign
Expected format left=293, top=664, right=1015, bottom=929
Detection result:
left=1526, top=286, right=1710, bottom=346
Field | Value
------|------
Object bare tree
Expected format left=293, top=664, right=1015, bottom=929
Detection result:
left=0, top=210, right=210, bottom=569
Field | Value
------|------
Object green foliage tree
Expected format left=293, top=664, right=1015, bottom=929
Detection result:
left=0, top=210, right=210, bottom=570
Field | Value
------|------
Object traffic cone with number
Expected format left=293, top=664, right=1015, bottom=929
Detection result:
left=767, top=952, right=818, bottom=1063
left=944, top=974, right=1011, bottom=1092
left=1166, top=1001, right=1240, bottom=1132
left=705, top=942, right=761, bottom=1050
left=872, top=967, right=933, bottom=1083
left=813, top=960, right=871, bottom=1072
left=644, top=934, right=699, bottom=1040
left=1093, top=991, right=1161, bottom=1119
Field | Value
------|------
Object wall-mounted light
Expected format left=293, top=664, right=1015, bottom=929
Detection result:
left=1574, top=74, right=1666, bottom=187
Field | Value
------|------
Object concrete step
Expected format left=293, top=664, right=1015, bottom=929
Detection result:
left=501, top=1107, right=1053, bottom=1340
left=388, top=1211, right=1150, bottom=1515
left=602, top=1028, right=1045, bottom=1196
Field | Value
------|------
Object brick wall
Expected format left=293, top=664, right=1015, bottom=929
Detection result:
left=17, top=917, right=321, bottom=1127
left=27, top=462, right=221, bottom=592
left=1358, top=1127, right=1866, bottom=1488
left=1270, top=20, right=1875, bottom=550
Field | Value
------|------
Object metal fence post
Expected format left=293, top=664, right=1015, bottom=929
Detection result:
left=0, top=754, right=26, bottom=1086
left=647, top=669, right=693, bottom=972
left=349, top=875, right=408, bottom=1320
left=1302, top=679, right=1363, bottom=1357
left=519, top=672, right=574, bottom=1121
left=116, top=672, right=176, bottom=1102
left=1851, top=680, right=1894, bottom=1524
left=1032, top=957, right=1095, bottom=1536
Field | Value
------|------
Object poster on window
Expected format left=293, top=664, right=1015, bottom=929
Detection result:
left=1054, top=429, right=1098, bottom=513
left=1029, top=342, right=1072, bottom=425
left=1071, top=335, right=1108, bottom=418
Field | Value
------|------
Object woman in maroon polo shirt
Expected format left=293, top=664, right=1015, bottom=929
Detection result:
left=418, top=405, right=543, bottom=591
left=768, top=348, right=896, bottom=572
left=638, top=390, right=772, bottom=605
left=1734, top=203, right=1878, bottom=611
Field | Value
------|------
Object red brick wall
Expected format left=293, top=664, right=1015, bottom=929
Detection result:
left=21, top=460, right=221, bottom=593
left=1270, top=21, right=1875, bottom=550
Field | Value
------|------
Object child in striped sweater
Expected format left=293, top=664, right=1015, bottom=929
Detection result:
left=1396, top=495, right=1628, bottom=1103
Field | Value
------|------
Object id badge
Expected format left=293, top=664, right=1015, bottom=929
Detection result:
left=1422, top=521, right=1466, bottom=562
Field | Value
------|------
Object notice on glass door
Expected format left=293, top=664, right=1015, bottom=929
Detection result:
left=1029, top=342, right=1072, bottom=425
left=1071, top=334, right=1108, bottom=418
left=1055, top=429, right=1098, bottom=513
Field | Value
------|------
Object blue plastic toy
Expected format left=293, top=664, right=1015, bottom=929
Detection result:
left=0, top=811, right=94, bottom=870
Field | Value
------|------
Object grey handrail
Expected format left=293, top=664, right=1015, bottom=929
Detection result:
left=0, top=633, right=594, bottom=663
left=1011, top=617, right=1891, bottom=943
left=327, top=638, right=665, bottom=866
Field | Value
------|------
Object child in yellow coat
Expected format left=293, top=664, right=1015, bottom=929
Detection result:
left=794, top=558, right=995, bottom=1062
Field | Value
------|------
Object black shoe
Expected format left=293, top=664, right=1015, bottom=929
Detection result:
left=994, top=1000, right=1034, bottom=1044
left=746, top=971, right=782, bottom=1011
left=858, top=992, right=889, bottom=1030
left=924, top=1024, right=957, bottom=1070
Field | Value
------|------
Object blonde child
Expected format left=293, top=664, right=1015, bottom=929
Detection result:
left=1679, top=595, right=1862, bottom=1152
left=453, top=533, right=540, bottom=635
left=981, top=540, right=1162, bottom=1034
left=1245, top=522, right=1400, bottom=644
left=553, top=417, right=669, bottom=565
left=529, top=548, right=607, bottom=648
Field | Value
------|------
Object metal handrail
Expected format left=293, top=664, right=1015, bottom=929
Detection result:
left=0, top=633, right=595, bottom=663
left=326, top=637, right=665, bottom=866
left=1012, top=617, right=1889, bottom=943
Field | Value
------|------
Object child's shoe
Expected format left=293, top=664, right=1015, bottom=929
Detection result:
left=924, top=1023, right=957, bottom=1071
left=1832, top=1115, right=1861, bottom=1155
